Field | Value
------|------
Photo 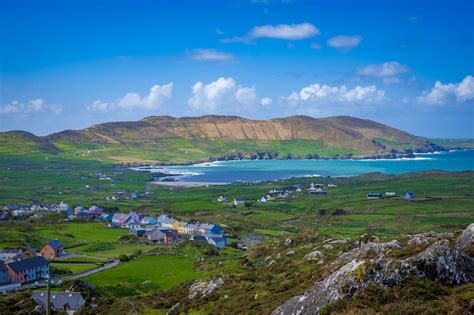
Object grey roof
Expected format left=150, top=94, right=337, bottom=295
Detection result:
left=0, top=262, right=7, bottom=272
left=7, top=256, right=49, bottom=273
left=33, top=292, right=85, bottom=310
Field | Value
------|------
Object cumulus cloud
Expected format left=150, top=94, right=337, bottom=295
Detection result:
left=188, top=77, right=260, bottom=112
left=327, top=35, right=362, bottom=48
left=358, top=61, right=409, bottom=77
left=222, top=23, right=319, bottom=43
left=87, top=83, right=173, bottom=112
left=261, top=97, right=273, bottom=106
left=417, top=75, right=474, bottom=105
left=0, top=99, right=62, bottom=115
left=286, top=83, right=385, bottom=106
left=187, top=49, right=235, bottom=62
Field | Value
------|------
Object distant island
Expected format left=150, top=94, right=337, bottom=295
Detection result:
left=1, top=115, right=473, bottom=164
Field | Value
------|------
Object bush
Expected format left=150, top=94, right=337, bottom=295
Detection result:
left=118, top=254, right=129, bottom=262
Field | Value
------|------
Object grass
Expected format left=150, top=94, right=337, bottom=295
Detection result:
left=51, top=263, right=98, bottom=274
left=85, top=255, right=210, bottom=297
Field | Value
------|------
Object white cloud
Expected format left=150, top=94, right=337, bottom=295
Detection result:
left=87, top=100, right=109, bottom=112
left=0, top=98, right=62, bottom=115
left=358, top=61, right=409, bottom=77
left=188, top=77, right=259, bottom=112
left=222, top=23, right=319, bottom=43
left=261, top=97, right=273, bottom=106
left=417, top=75, right=474, bottom=105
left=327, top=35, right=362, bottom=48
left=87, top=83, right=173, bottom=112
left=286, top=83, right=385, bottom=106
left=187, top=49, right=235, bottom=62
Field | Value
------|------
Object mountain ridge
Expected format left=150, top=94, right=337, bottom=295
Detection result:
left=0, top=115, right=462, bottom=163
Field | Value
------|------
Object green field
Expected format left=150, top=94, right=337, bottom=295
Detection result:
left=85, top=255, right=211, bottom=297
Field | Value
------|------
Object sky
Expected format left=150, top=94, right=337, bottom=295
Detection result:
left=0, top=0, right=473, bottom=138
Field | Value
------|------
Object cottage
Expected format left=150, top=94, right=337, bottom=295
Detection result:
left=73, top=206, right=87, bottom=215
left=265, top=194, right=276, bottom=201
left=147, top=229, right=167, bottom=242
left=0, top=262, right=9, bottom=284
left=384, top=192, right=396, bottom=197
left=233, top=198, right=245, bottom=206
left=123, top=216, right=141, bottom=229
left=405, top=192, right=415, bottom=200
left=33, top=291, right=85, bottom=314
left=207, top=236, right=226, bottom=249
left=259, top=196, right=268, bottom=203
left=217, top=196, right=228, bottom=202
left=243, top=235, right=263, bottom=249
left=328, top=184, right=338, bottom=188
left=6, top=256, right=49, bottom=284
left=40, top=240, right=64, bottom=259
left=0, top=248, right=25, bottom=264
left=178, top=221, right=189, bottom=234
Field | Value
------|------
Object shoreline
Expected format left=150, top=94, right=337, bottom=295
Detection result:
left=125, top=148, right=472, bottom=168
left=150, top=181, right=229, bottom=187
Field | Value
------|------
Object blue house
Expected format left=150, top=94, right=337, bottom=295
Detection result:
left=100, top=213, right=113, bottom=222
left=6, top=256, right=50, bottom=284
left=207, top=236, right=226, bottom=249
left=367, top=193, right=383, bottom=199
left=0, top=262, right=9, bottom=284
left=405, top=192, right=415, bottom=200
left=198, top=224, right=222, bottom=236
left=141, top=216, right=157, bottom=225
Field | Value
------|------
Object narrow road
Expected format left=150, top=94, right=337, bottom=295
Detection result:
left=63, top=259, right=119, bottom=280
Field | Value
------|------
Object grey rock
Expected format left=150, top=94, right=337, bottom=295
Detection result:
left=456, top=223, right=473, bottom=251
left=188, top=278, right=224, bottom=299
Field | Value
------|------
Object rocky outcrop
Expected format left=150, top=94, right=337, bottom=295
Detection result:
left=456, top=223, right=473, bottom=251
left=188, top=278, right=224, bottom=299
left=273, top=226, right=473, bottom=315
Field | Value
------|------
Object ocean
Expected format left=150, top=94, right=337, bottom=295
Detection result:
left=132, top=149, right=474, bottom=183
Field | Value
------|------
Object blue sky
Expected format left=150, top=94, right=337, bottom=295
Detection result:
left=0, top=0, right=473, bottom=137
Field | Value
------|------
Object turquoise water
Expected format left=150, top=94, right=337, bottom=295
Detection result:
left=134, top=150, right=474, bottom=183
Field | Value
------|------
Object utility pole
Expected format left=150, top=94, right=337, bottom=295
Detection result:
left=45, top=274, right=51, bottom=315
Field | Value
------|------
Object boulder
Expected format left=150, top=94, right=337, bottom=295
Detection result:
left=456, top=223, right=473, bottom=251
left=188, top=278, right=224, bottom=299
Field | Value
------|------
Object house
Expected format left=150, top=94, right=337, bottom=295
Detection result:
left=265, top=194, right=276, bottom=201
left=112, top=213, right=130, bottom=225
left=141, top=216, right=158, bottom=225
left=40, top=240, right=64, bottom=259
left=158, top=214, right=176, bottom=228
left=295, top=187, right=302, bottom=192
left=178, top=221, right=189, bottom=234
left=243, top=235, right=263, bottom=249
left=207, top=236, right=226, bottom=249
left=198, top=223, right=222, bottom=236
left=384, top=192, right=396, bottom=197
left=405, top=192, right=415, bottom=200
left=147, top=229, right=168, bottom=242
left=33, top=291, right=85, bottom=314
left=367, top=193, right=383, bottom=199
left=308, top=187, right=327, bottom=195
left=0, top=262, right=9, bottom=284
left=73, top=206, right=87, bottom=215
left=0, top=249, right=25, bottom=264
left=184, top=223, right=199, bottom=235
left=123, top=216, right=141, bottom=229
left=328, top=184, right=338, bottom=188
left=6, top=256, right=49, bottom=284
left=164, top=230, right=179, bottom=245
left=278, top=192, right=289, bottom=199
left=217, top=196, right=228, bottom=202
left=129, top=226, right=151, bottom=237
left=88, top=205, right=104, bottom=215
left=233, top=198, right=245, bottom=206
left=100, top=213, right=113, bottom=222
left=171, top=219, right=181, bottom=231
left=259, top=196, right=268, bottom=203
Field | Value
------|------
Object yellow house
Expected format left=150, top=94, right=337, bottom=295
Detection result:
left=178, top=221, right=188, bottom=234
left=171, top=220, right=181, bottom=231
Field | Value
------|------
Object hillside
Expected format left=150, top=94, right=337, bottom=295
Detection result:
left=0, top=115, right=465, bottom=164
